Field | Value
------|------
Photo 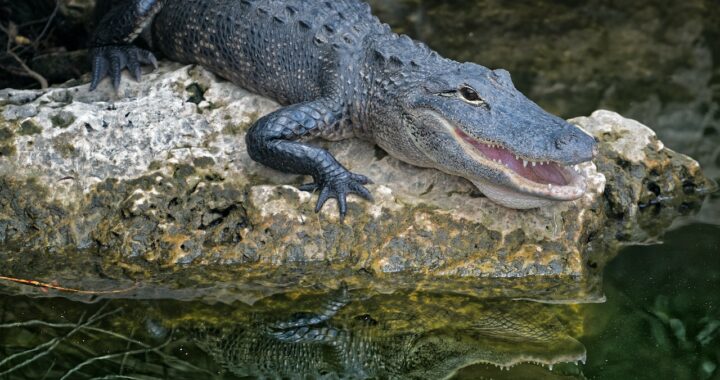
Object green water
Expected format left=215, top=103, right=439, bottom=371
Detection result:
left=579, top=224, right=720, bottom=379
left=1, top=0, right=720, bottom=379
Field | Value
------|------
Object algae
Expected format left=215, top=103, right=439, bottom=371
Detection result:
left=52, top=134, right=77, bottom=159
left=18, top=119, right=42, bottom=135
left=0, top=126, right=15, bottom=158
left=222, top=110, right=261, bottom=135
left=50, top=110, right=76, bottom=129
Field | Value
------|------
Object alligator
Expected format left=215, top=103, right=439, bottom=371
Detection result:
left=90, top=0, right=597, bottom=217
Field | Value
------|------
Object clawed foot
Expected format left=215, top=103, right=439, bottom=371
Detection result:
left=268, top=283, right=349, bottom=343
left=89, top=45, right=158, bottom=90
left=298, top=172, right=373, bottom=219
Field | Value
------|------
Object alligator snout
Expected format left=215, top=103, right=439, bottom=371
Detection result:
left=553, top=126, right=597, bottom=164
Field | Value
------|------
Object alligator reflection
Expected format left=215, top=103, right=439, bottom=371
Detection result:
left=194, top=288, right=586, bottom=379
left=0, top=288, right=587, bottom=379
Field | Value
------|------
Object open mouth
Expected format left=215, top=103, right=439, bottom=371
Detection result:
left=453, top=127, right=587, bottom=200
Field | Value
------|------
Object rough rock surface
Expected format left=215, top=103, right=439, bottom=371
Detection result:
left=0, top=63, right=714, bottom=302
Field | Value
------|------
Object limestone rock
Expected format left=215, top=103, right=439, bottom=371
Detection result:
left=0, top=63, right=713, bottom=303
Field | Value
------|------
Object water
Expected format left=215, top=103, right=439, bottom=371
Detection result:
left=1, top=0, right=720, bottom=379
left=1, top=225, right=718, bottom=379
left=579, top=224, right=720, bottom=379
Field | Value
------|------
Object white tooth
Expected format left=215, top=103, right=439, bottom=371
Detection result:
left=523, top=160, right=528, bottom=168
left=548, top=184, right=552, bottom=189
left=532, top=162, right=536, bottom=167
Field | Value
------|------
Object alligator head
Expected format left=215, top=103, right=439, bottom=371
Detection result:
left=369, top=60, right=597, bottom=209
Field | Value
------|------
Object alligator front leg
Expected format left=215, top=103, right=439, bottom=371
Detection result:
left=246, top=99, right=373, bottom=219
left=268, top=283, right=350, bottom=344
left=89, top=0, right=163, bottom=90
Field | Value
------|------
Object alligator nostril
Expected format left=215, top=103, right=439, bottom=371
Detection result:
left=555, top=133, right=577, bottom=149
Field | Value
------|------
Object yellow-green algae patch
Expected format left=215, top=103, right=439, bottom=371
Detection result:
left=52, top=133, right=78, bottom=159
left=18, top=119, right=42, bottom=135
left=50, top=110, right=76, bottom=129
left=0, top=126, right=15, bottom=158
left=222, top=110, right=261, bottom=135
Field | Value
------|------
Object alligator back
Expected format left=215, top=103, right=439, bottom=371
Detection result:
left=153, top=0, right=382, bottom=105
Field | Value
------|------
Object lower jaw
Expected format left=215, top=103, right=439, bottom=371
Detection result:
left=470, top=178, right=570, bottom=209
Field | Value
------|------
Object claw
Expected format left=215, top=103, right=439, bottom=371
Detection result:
left=88, top=45, right=157, bottom=91
left=128, top=59, right=142, bottom=81
left=315, top=187, right=332, bottom=213
left=300, top=171, right=374, bottom=219
left=338, top=195, right=348, bottom=219
left=352, top=173, right=372, bottom=185
left=109, top=49, right=127, bottom=89
left=298, top=183, right=319, bottom=192
left=350, top=183, right=374, bottom=201
left=110, top=61, right=122, bottom=89
left=139, top=50, right=158, bottom=68
left=90, top=55, right=109, bottom=91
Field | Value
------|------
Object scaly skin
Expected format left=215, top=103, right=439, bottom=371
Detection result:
left=192, top=288, right=587, bottom=379
left=90, top=0, right=597, bottom=217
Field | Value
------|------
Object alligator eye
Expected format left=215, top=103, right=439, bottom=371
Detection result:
left=459, top=86, right=489, bottom=109
left=459, top=86, right=481, bottom=102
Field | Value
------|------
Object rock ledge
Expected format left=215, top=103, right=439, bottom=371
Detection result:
left=0, top=63, right=713, bottom=302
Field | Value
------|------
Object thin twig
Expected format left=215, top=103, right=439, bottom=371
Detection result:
left=1, top=319, right=210, bottom=375
left=29, top=0, right=60, bottom=51
left=119, top=328, right=136, bottom=374
left=0, top=0, right=58, bottom=88
left=59, top=335, right=173, bottom=380
left=4, top=50, right=48, bottom=88
left=0, top=275, right=138, bottom=295
left=0, top=334, right=63, bottom=370
left=0, top=320, right=77, bottom=329
left=0, top=305, right=122, bottom=377
left=40, top=359, right=56, bottom=380
left=0, top=22, right=17, bottom=51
